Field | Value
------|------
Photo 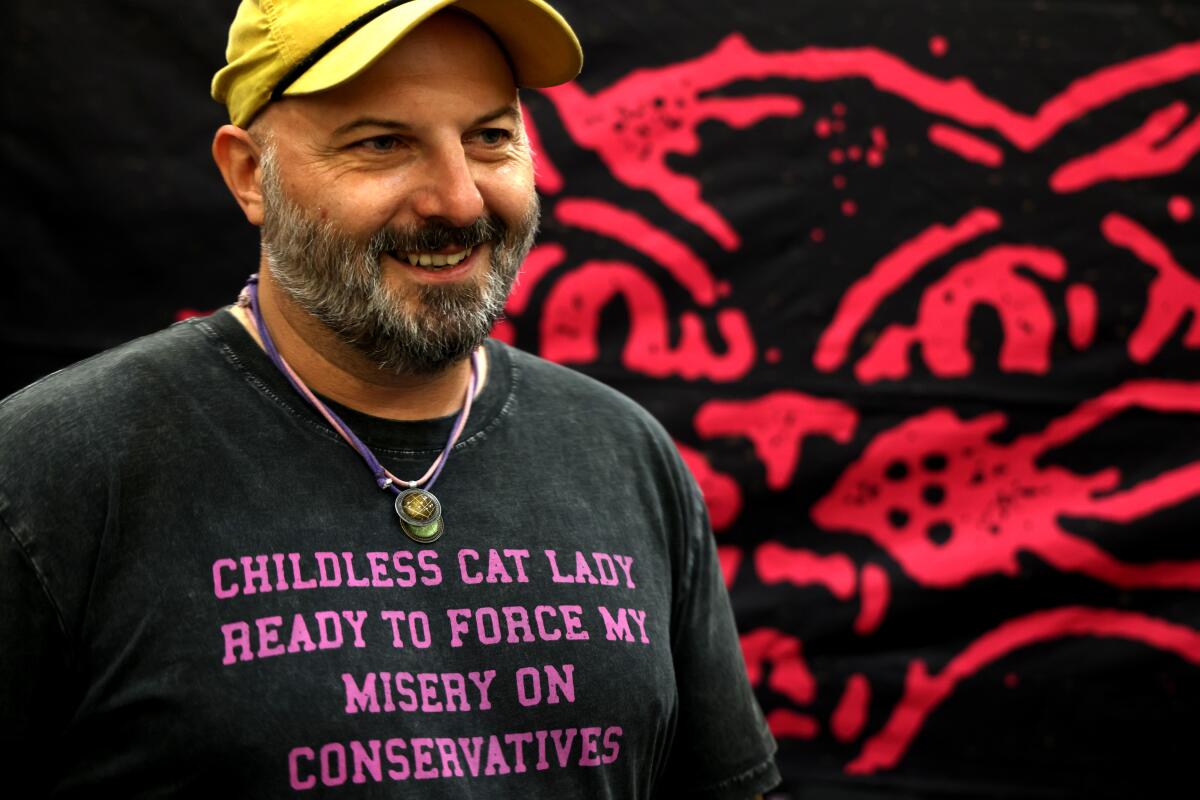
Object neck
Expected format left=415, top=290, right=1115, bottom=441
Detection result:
left=232, top=267, right=487, bottom=421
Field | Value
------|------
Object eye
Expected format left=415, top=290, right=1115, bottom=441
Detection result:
left=357, top=135, right=403, bottom=152
left=474, top=128, right=513, bottom=146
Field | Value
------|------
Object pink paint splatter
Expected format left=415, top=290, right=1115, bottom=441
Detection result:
left=756, top=543, right=858, bottom=600
left=1066, top=283, right=1099, bottom=350
left=813, top=380, right=1200, bottom=590
left=833, top=174, right=847, bottom=189
left=929, top=123, right=1005, bottom=167
left=540, top=36, right=810, bottom=250
left=490, top=318, right=516, bottom=345
left=506, top=243, right=566, bottom=315
left=815, top=208, right=1003, bottom=373
left=522, top=107, right=564, bottom=195
left=831, top=674, right=872, bottom=742
left=555, top=198, right=721, bottom=305
left=696, top=392, right=859, bottom=491
left=541, top=35, right=1200, bottom=251
left=1051, top=102, right=1200, bottom=193
left=768, top=709, right=820, bottom=740
left=929, top=35, right=949, bottom=58
left=1103, top=213, right=1200, bottom=363
left=741, top=628, right=817, bottom=705
left=854, top=564, right=891, bottom=635
left=676, top=442, right=743, bottom=532
left=853, top=243, right=1069, bottom=382
left=842, top=199, right=858, bottom=217
left=1169, top=195, right=1194, bottom=223
left=540, top=262, right=757, bottom=382
left=847, top=607, right=1200, bottom=773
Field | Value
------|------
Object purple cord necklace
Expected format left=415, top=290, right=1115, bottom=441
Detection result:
left=239, top=274, right=478, bottom=544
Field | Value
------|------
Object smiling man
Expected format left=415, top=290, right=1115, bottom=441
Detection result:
left=0, top=1, right=778, bottom=797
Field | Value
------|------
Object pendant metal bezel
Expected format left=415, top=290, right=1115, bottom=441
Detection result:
left=395, top=488, right=443, bottom=544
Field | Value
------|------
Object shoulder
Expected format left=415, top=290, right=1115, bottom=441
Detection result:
left=1, top=316, right=222, bottom=439
left=495, top=341, right=701, bottom=515
left=0, top=316, right=227, bottom=504
left=499, top=341, right=672, bottom=441
left=4, top=317, right=216, bottom=413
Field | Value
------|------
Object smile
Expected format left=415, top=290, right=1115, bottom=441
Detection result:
left=396, top=247, right=473, bottom=269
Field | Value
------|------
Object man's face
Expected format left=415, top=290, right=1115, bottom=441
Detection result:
left=256, top=11, right=539, bottom=374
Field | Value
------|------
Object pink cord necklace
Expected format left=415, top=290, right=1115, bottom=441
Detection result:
left=240, top=274, right=477, bottom=544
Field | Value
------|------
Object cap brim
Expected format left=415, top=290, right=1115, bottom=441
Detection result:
left=284, top=0, right=582, bottom=97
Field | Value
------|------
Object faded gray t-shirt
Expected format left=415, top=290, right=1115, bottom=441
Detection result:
left=0, top=309, right=778, bottom=798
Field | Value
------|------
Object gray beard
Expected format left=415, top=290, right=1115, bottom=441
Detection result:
left=258, top=148, right=538, bottom=375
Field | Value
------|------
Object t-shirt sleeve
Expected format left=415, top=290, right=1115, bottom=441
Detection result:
left=656, top=468, right=780, bottom=799
left=0, top=513, right=74, bottom=794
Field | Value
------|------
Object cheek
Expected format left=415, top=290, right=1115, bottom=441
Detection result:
left=329, top=179, right=410, bottom=230
left=481, top=162, right=536, bottom=222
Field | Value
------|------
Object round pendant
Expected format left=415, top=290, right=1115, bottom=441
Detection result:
left=395, top=488, right=443, bottom=544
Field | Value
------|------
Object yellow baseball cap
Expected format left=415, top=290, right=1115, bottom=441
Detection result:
left=212, top=0, right=583, bottom=128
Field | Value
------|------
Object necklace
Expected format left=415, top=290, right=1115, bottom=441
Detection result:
left=239, top=274, right=478, bottom=544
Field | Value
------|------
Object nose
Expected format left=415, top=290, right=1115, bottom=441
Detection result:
left=410, top=143, right=486, bottom=228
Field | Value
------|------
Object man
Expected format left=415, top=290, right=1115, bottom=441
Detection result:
left=0, top=1, right=778, bottom=796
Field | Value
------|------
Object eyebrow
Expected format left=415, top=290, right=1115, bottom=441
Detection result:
left=331, top=103, right=521, bottom=139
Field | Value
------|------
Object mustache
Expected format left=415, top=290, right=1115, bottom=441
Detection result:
left=370, top=217, right=505, bottom=255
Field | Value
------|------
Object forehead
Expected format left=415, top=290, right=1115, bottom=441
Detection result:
left=270, top=11, right=518, bottom=131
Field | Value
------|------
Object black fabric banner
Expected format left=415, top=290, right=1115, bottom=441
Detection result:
left=3, top=1, right=1199, bottom=796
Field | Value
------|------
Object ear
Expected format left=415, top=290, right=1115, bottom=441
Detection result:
left=212, top=124, right=267, bottom=226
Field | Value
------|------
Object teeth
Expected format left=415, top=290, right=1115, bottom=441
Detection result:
left=401, top=247, right=473, bottom=269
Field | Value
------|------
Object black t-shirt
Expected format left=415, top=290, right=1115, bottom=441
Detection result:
left=0, top=310, right=778, bottom=798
